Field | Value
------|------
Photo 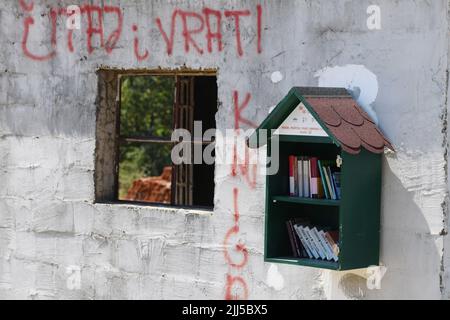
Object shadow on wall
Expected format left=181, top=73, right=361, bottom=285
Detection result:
left=325, top=154, right=442, bottom=299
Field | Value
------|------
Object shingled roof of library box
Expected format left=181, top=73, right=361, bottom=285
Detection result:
left=248, top=87, right=394, bottom=154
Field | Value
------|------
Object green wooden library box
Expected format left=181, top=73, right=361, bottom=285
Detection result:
left=248, top=87, right=394, bottom=270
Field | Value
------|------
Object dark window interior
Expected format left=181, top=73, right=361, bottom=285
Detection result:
left=193, top=76, right=217, bottom=207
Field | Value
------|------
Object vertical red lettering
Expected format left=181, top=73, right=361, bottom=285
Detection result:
left=49, top=8, right=58, bottom=47
left=224, top=10, right=250, bottom=57
left=179, top=10, right=204, bottom=54
left=85, top=5, right=104, bottom=54
left=67, top=29, right=74, bottom=53
left=21, top=7, right=57, bottom=61
left=19, top=0, right=34, bottom=12
left=225, top=275, right=249, bottom=300
left=155, top=10, right=178, bottom=56
left=231, top=144, right=257, bottom=189
left=133, top=24, right=149, bottom=61
left=203, top=8, right=223, bottom=53
left=223, top=225, right=249, bottom=268
left=104, top=6, right=123, bottom=54
left=233, top=91, right=257, bottom=129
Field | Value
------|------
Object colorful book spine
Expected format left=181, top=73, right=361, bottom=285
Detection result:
left=316, top=229, right=335, bottom=261
left=289, top=156, right=295, bottom=196
left=290, top=220, right=304, bottom=257
left=327, top=166, right=337, bottom=200
left=318, top=160, right=330, bottom=199
left=310, top=227, right=331, bottom=260
left=296, top=225, right=317, bottom=259
left=302, top=226, right=320, bottom=259
left=332, top=172, right=341, bottom=200
left=298, top=158, right=304, bottom=197
left=303, top=159, right=310, bottom=198
left=309, top=157, right=319, bottom=199
left=286, top=221, right=298, bottom=257
left=293, top=157, right=298, bottom=196
left=323, top=165, right=335, bottom=200
left=293, top=225, right=312, bottom=258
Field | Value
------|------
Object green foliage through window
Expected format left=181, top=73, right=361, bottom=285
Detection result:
left=118, top=76, right=175, bottom=199
left=120, top=76, right=175, bottom=137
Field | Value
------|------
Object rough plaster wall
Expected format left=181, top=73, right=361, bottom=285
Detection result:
left=0, top=0, right=449, bottom=299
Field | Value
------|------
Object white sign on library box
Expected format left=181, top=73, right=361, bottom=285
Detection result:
left=274, top=103, right=329, bottom=137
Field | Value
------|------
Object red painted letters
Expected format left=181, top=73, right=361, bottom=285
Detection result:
left=203, top=8, right=223, bottom=53
left=133, top=24, right=149, bottom=61
left=19, top=2, right=264, bottom=61
left=224, top=10, right=251, bottom=57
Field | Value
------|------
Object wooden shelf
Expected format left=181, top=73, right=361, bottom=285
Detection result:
left=266, top=257, right=339, bottom=270
left=272, top=196, right=340, bottom=207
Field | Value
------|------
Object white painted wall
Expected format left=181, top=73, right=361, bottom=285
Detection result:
left=0, top=0, right=449, bottom=299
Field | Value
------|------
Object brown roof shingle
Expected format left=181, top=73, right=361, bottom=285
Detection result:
left=304, top=96, right=393, bottom=154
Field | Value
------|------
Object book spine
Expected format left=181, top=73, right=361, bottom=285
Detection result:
left=298, top=159, right=304, bottom=197
left=303, top=159, right=310, bottom=197
left=286, top=221, right=298, bottom=257
left=318, top=160, right=329, bottom=199
left=302, top=226, right=320, bottom=259
left=324, top=234, right=339, bottom=262
left=327, top=166, right=337, bottom=200
left=324, top=232, right=340, bottom=260
left=289, top=156, right=295, bottom=196
left=332, top=172, right=341, bottom=200
left=323, top=166, right=335, bottom=200
left=293, top=157, right=298, bottom=196
left=310, top=157, right=319, bottom=198
left=317, top=229, right=335, bottom=261
left=294, top=225, right=313, bottom=258
left=309, top=227, right=327, bottom=260
left=289, top=220, right=302, bottom=257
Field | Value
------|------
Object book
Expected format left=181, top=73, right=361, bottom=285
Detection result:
left=297, top=158, right=304, bottom=197
left=317, top=171, right=324, bottom=199
left=309, top=157, right=319, bottom=199
left=288, top=156, right=341, bottom=200
left=332, top=172, right=341, bottom=200
left=322, top=165, right=335, bottom=199
left=314, top=227, right=333, bottom=260
left=292, top=218, right=311, bottom=257
left=326, top=166, right=337, bottom=200
left=309, top=227, right=328, bottom=260
left=324, top=231, right=340, bottom=258
left=289, top=219, right=306, bottom=257
left=302, top=226, right=320, bottom=259
left=294, top=225, right=313, bottom=258
left=302, top=159, right=310, bottom=197
left=292, top=222, right=340, bottom=262
left=293, top=157, right=298, bottom=196
left=289, top=156, right=295, bottom=196
left=318, top=230, right=336, bottom=261
left=317, top=160, right=330, bottom=199
left=286, top=221, right=299, bottom=257
left=295, top=225, right=317, bottom=259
